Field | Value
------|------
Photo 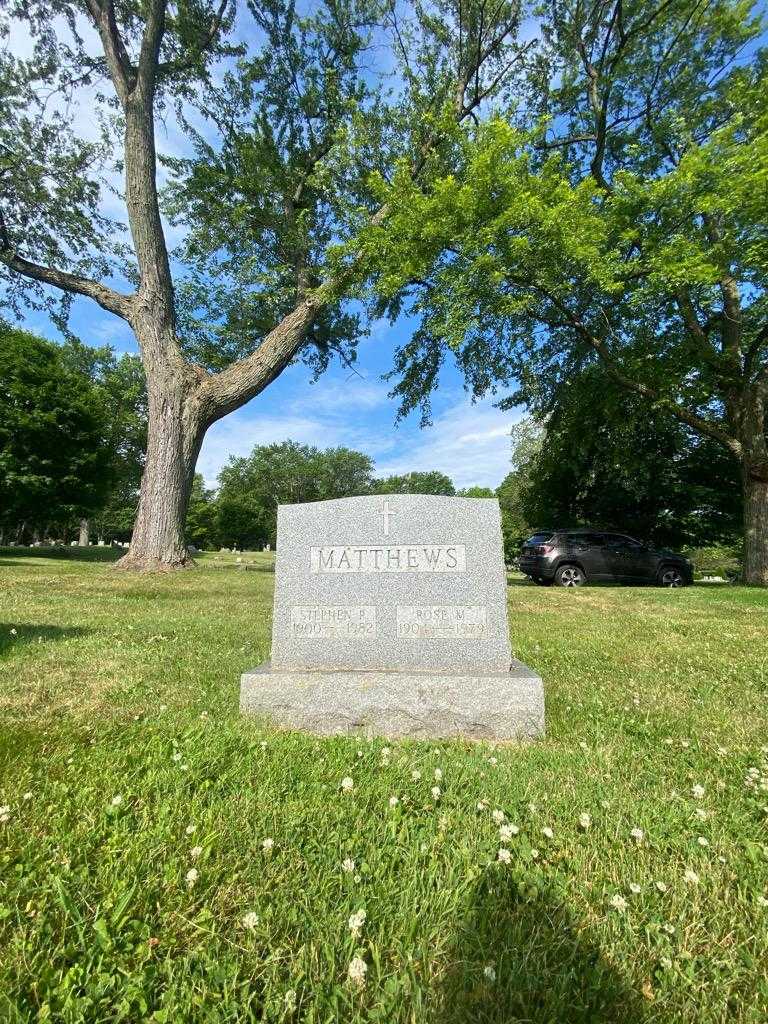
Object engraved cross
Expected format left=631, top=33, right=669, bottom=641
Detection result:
left=378, top=499, right=398, bottom=537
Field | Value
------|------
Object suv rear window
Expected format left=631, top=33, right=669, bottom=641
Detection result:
left=524, top=533, right=554, bottom=545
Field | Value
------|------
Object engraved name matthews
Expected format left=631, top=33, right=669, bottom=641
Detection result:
left=310, top=544, right=467, bottom=573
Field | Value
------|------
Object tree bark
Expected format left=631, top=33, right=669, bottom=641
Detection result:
left=743, top=471, right=768, bottom=586
left=79, top=519, right=90, bottom=546
left=115, top=368, right=204, bottom=571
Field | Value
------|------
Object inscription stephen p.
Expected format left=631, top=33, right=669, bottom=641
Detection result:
left=291, top=606, right=376, bottom=638
left=310, top=545, right=466, bottom=573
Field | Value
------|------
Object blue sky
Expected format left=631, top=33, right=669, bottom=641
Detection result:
left=21, top=294, right=522, bottom=491
left=9, top=9, right=523, bottom=491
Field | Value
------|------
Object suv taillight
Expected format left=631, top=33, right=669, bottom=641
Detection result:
left=536, top=544, right=554, bottom=555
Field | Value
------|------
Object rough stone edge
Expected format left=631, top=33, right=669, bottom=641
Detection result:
left=239, top=660, right=545, bottom=741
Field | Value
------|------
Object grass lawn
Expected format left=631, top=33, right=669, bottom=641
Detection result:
left=1, top=552, right=767, bottom=1023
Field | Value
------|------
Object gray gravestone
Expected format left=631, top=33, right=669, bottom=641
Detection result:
left=240, top=495, right=544, bottom=739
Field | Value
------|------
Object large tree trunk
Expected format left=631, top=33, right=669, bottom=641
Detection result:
left=743, top=472, right=768, bottom=586
left=116, top=366, right=205, bottom=572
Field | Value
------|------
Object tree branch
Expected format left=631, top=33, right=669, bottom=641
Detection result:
left=84, top=0, right=134, bottom=102
left=0, top=249, right=134, bottom=320
left=523, top=279, right=743, bottom=457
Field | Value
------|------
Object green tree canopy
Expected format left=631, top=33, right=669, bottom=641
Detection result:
left=363, top=0, right=768, bottom=582
left=372, top=471, right=456, bottom=496
left=521, top=367, right=742, bottom=549
left=216, top=440, right=375, bottom=548
left=0, top=323, right=113, bottom=537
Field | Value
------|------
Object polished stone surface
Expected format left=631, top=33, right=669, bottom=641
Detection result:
left=241, top=495, right=545, bottom=739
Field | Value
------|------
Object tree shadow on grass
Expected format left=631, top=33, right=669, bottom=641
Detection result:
left=0, top=623, right=90, bottom=658
left=0, top=545, right=121, bottom=563
left=431, top=871, right=648, bottom=1024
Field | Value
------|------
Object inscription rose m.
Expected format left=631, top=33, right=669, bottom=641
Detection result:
left=310, top=545, right=467, bottom=573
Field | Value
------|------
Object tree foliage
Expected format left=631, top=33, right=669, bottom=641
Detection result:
left=372, top=470, right=456, bottom=496
left=362, top=0, right=768, bottom=580
left=216, top=440, right=375, bottom=548
left=521, top=367, right=742, bottom=549
left=0, top=323, right=113, bottom=535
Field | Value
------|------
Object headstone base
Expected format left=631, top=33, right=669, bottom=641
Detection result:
left=240, top=661, right=544, bottom=740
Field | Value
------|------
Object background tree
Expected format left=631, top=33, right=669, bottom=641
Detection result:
left=0, top=323, right=112, bottom=541
left=59, top=340, right=147, bottom=544
left=185, top=473, right=218, bottom=549
left=372, top=470, right=456, bottom=496
left=521, top=366, right=742, bottom=549
left=1, top=0, right=530, bottom=570
left=457, top=486, right=494, bottom=497
left=216, top=440, right=375, bottom=548
left=496, top=418, right=541, bottom=560
left=364, top=1, right=768, bottom=583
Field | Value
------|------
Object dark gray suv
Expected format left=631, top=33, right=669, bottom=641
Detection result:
left=519, top=530, right=693, bottom=587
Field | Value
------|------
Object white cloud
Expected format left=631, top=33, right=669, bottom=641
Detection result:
left=198, top=389, right=524, bottom=490
left=375, top=397, right=524, bottom=489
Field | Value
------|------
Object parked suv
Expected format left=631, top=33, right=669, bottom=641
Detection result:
left=519, top=530, right=693, bottom=587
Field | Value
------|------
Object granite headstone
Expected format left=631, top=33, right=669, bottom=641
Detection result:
left=240, top=494, right=544, bottom=739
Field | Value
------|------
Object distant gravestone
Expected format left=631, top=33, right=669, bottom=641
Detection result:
left=240, top=495, right=544, bottom=739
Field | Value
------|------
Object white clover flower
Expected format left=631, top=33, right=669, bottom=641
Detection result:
left=691, top=784, right=705, bottom=799
left=348, top=909, right=366, bottom=937
left=172, top=751, right=183, bottom=762
left=681, top=740, right=690, bottom=748
left=578, top=812, right=592, bottom=830
left=609, top=893, right=627, bottom=912
left=284, top=989, right=297, bottom=1011
left=757, top=895, right=768, bottom=908
left=655, top=881, right=668, bottom=893
left=356, top=749, right=363, bottom=759
left=662, top=923, right=675, bottom=934
left=190, top=845, right=203, bottom=860
left=0, top=805, right=10, bottom=823
left=499, top=823, right=519, bottom=841
left=697, top=836, right=709, bottom=847
left=381, top=747, right=391, bottom=758
left=185, top=824, right=196, bottom=835
left=483, top=965, right=496, bottom=983
left=477, top=799, right=489, bottom=811
left=660, top=956, right=673, bottom=970
left=260, top=741, right=267, bottom=749
left=242, top=911, right=259, bottom=930
left=491, top=809, right=505, bottom=824
left=434, top=768, right=443, bottom=781
left=431, top=786, right=441, bottom=801
left=527, top=802, right=537, bottom=814
left=542, top=826, right=554, bottom=840
left=684, top=869, right=700, bottom=884
left=578, top=740, right=589, bottom=751
left=342, top=857, right=355, bottom=873
left=22, top=792, right=32, bottom=801
left=497, top=848, right=512, bottom=864
left=341, top=777, right=354, bottom=793
left=530, top=848, right=540, bottom=859
left=389, top=796, right=399, bottom=807
left=262, top=837, right=274, bottom=852
left=630, top=827, right=644, bottom=843
left=412, top=769, right=422, bottom=781
left=347, top=956, right=367, bottom=988
left=488, top=756, right=498, bottom=766
left=10, top=628, right=17, bottom=636
left=185, top=868, right=198, bottom=888
left=110, top=795, right=123, bottom=807
left=695, top=808, right=708, bottom=820
left=629, top=883, right=642, bottom=895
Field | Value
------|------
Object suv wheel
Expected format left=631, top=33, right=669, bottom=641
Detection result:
left=658, top=566, right=686, bottom=588
left=555, top=564, right=585, bottom=587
